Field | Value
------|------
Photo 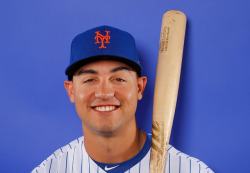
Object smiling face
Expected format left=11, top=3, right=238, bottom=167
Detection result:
left=64, top=60, right=147, bottom=136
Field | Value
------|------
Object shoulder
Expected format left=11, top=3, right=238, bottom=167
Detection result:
left=31, top=136, right=84, bottom=173
left=147, top=133, right=213, bottom=173
left=165, top=144, right=214, bottom=173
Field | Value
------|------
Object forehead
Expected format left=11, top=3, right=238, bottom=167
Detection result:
left=76, top=60, right=134, bottom=73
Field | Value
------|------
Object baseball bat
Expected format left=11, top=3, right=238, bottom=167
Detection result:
left=150, top=10, right=187, bottom=173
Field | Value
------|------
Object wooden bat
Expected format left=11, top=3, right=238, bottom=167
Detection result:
left=150, top=10, right=187, bottom=173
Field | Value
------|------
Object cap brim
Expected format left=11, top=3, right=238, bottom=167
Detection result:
left=65, top=55, right=142, bottom=80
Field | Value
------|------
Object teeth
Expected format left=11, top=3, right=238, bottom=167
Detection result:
left=105, top=107, right=108, bottom=111
left=94, top=106, right=116, bottom=112
left=101, top=107, right=105, bottom=111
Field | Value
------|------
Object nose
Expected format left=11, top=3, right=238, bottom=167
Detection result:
left=95, top=80, right=114, bottom=99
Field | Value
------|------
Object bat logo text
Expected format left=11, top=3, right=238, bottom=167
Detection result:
left=152, top=121, right=165, bottom=155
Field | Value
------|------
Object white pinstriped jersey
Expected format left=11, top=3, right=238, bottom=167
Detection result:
left=32, top=135, right=214, bottom=173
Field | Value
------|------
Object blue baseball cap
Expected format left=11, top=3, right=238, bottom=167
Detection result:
left=65, top=25, right=142, bottom=80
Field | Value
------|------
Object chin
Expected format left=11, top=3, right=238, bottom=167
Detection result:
left=95, top=125, right=120, bottom=137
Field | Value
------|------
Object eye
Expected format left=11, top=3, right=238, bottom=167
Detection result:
left=114, top=78, right=126, bottom=82
left=83, top=78, right=95, bottom=83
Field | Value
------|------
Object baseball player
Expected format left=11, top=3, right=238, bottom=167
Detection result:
left=32, top=26, right=214, bottom=173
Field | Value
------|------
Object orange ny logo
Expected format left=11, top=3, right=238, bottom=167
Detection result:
left=95, top=31, right=111, bottom=49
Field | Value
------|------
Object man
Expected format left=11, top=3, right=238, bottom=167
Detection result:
left=32, top=26, right=213, bottom=173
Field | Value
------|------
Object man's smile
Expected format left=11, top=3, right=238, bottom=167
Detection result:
left=92, top=105, right=119, bottom=112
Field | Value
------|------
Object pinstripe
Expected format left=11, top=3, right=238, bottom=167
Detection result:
left=189, top=160, right=191, bottom=173
left=179, top=156, right=181, bottom=173
left=65, top=152, right=68, bottom=173
left=68, top=143, right=72, bottom=149
left=36, top=169, right=38, bottom=173
left=129, top=169, right=130, bottom=173
left=169, top=153, right=171, bottom=173
left=199, top=164, right=201, bottom=173
left=88, top=156, right=90, bottom=173
left=81, top=141, right=83, bottom=173
left=49, top=159, right=53, bottom=173
left=60, top=148, right=64, bottom=153
left=53, top=153, right=57, bottom=159
left=149, top=149, right=151, bottom=170
left=168, top=146, right=173, bottom=151
left=72, top=146, right=76, bottom=173
left=149, top=157, right=150, bottom=170
left=139, top=161, right=141, bottom=173
left=97, top=166, right=99, bottom=173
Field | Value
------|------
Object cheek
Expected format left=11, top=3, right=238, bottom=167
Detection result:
left=118, top=85, right=138, bottom=105
left=73, top=86, right=94, bottom=105
left=73, top=88, right=93, bottom=121
left=125, top=90, right=137, bottom=100
left=75, top=91, right=85, bottom=100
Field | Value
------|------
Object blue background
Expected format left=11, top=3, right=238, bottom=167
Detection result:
left=1, top=0, right=250, bottom=172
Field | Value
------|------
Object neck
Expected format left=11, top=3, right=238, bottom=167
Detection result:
left=83, top=122, right=145, bottom=163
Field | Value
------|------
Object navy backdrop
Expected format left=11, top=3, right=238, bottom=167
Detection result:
left=1, top=0, right=250, bottom=172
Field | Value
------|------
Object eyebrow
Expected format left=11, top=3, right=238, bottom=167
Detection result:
left=77, top=69, right=98, bottom=75
left=77, top=66, right=132, bottom=76
left=110, top=66, right=131, bottom=73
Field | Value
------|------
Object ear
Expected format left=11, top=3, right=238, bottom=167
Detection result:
left=64, top=80, right=75, bottom=103
left=137, top=76, right=147, bottom=100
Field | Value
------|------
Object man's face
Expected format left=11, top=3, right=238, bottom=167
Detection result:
left=64, top=60, right=147, bottom=136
